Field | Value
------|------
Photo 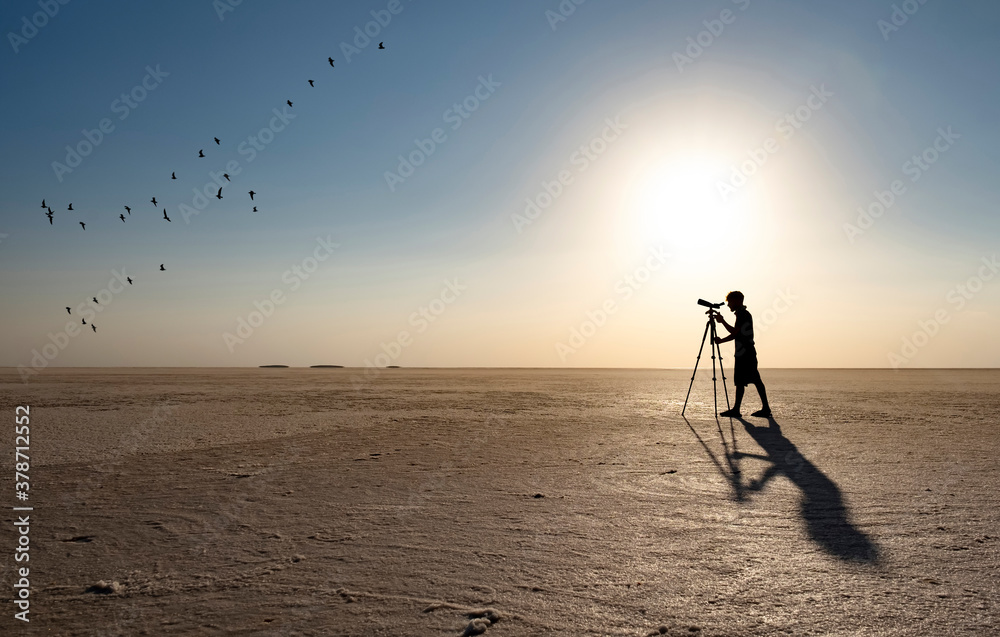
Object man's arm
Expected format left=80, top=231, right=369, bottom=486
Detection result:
left=713, top=313, right=735, bottom=335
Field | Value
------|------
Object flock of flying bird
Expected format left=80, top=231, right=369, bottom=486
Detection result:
left=45, top=43, right=388, bottom=334
left=41, top=135, right=258, bottom=229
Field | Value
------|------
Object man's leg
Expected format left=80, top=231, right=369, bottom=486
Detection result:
left=720, top=385, right=744, bottom=417
left=754, top=379, right=769, bottom=410
left=752, top=378, right=771, bottom=415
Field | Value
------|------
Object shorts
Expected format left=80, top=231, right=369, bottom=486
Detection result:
left=733, top=353, right=761, bottom=387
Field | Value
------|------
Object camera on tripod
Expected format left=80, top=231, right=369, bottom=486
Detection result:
left=682, top=299, right=733, bottom=417
left=698, top=299, right=724, bottom=318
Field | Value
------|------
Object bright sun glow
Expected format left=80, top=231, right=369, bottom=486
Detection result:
left=628, top=158, right=752, bottom=268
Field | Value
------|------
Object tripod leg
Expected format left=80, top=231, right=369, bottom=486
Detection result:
left=709, top=318, right=733, bottom=419
left=715, top=322, right=732, bottom=414
left=711, top=321, right=736, bottom=454
left=710, top=320, right=719, bottom=418
left=681, top=320, right=713, bottom=416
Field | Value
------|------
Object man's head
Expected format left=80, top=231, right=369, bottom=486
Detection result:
left=725, top=290, right=745, bottom=312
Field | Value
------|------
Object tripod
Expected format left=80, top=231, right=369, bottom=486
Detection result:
left=681, top=309, right=733, bottom=418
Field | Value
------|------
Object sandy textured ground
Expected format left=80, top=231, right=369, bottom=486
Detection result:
left=1, top=368, right=998, bottom=636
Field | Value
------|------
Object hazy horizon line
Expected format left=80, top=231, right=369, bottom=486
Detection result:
left=4, top=366, right=999, bottom=371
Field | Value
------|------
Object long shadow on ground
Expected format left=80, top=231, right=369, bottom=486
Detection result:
left=684, top=416, right=881, bottom=564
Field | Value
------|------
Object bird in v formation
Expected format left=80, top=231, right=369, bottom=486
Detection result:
left=44, top=48, right=360, bottom=331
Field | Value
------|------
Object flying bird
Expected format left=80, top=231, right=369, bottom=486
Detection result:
left=124, top=205, right=131, bottom=215
left=378, top=42, right=385, bottom=49
left=252, top=206, right=257, bottom=213
left=91, top=324, right=96, bottom=333
left=46, top=212, right=54, bottom=225
left=172, top=172, right=177, bottom=180
left=68, top=203, right=73, bottom=210
left=151, top=197, right=157, bottom=206
left=163, top=209, right=171, bottom=222
left=120, top=214, right=126, bottom=222
left=79, top=222, right=86, bottom=230
left=198, top=149, right=205, bottom=157
left=159, top=264, right=165, bottom=271
left=47, top=206, right=53, bottom=214
left=287, top=100, right=293, bottom=108
left=328, top=57, right=334, bottom=67
left=248, top=190, right=255, bottom=201
left=223, top=173, right=230, bottom=181
left=41, top=199, right=46, bottom=208
left=92, top=297, right=98, bottom=304
left=216, top=187, right=223, bottom=200
left=214, top=137, right=220, bottom=145
left=126, top=277, right=133, bottom=285
left=66, top=307, right=71, bottom=314
left=82, top=318, right=86, bottom=325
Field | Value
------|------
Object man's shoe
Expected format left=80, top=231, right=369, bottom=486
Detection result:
left=719, top=408, right=741, bottom=418
left=751, top=409, right=772, bottom=418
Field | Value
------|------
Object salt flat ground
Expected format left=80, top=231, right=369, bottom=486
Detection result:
left=0, top=368, right=997, bottom=636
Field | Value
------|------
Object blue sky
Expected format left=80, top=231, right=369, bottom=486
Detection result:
left=2, top=0, right=999, bottom=370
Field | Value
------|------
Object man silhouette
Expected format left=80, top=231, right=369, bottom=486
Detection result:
left=712, top=290, right=772, bottom=418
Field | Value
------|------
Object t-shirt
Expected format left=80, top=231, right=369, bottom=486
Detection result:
left=733, top=306, right=757, bottom=361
